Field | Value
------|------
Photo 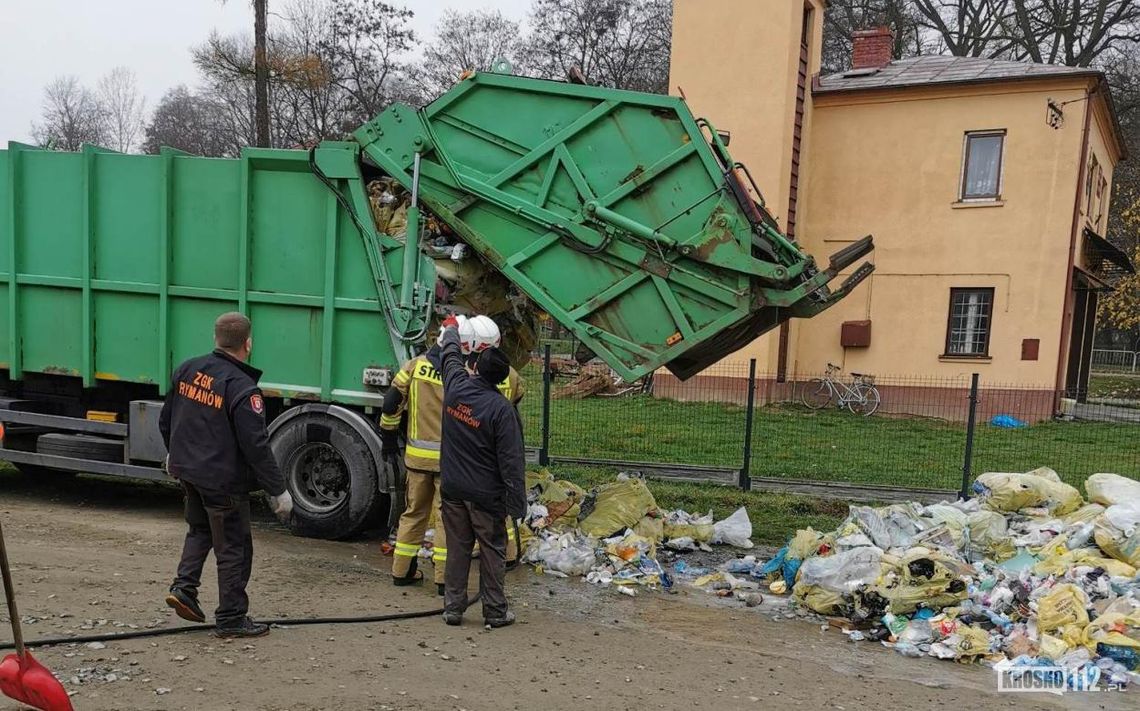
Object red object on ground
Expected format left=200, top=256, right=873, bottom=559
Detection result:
left=1, top=519, right=75, bottom=711
left=0, top=651, right=74, bottom=711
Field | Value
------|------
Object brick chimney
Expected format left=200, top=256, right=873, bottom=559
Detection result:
left=851, top=26, right=894, bottom=70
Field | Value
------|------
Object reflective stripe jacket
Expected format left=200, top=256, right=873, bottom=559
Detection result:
left=380, top=346, right=525, bottom=472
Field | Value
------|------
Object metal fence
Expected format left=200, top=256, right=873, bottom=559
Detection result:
left=1091, top=348, right=1140, bottom=373
left=518, top=347, right=1140, bottom=500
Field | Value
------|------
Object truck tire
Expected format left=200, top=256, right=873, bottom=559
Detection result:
left=269, top=409, right=385, bottom=540
left=36, top=433, right=125, bottom=463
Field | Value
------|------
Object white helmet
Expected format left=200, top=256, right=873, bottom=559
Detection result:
left=438, top=314, right=476, bottom=353
left=467, top=315, right=501, bottom=353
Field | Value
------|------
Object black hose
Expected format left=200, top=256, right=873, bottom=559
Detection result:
left=1, top=596, right=480, bottom=651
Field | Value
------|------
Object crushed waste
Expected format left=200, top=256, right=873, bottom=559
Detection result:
left=749, top=468, right=1140, bottom=690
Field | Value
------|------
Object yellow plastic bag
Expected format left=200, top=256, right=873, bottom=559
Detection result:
left=663, top=522, right=714, bottom=543
left=578, top=479, right=658, bottom=538
left=974, top=469, right=1083, bottom=516
left=1063, top=503, right=1106, bottom=525
left=1085, top=473, right=1140, bottom=507
left=1093, top=503, right=1140, bottom=568
left=787, top=528, right=824, bottom=560
left=1036, top=584, right=1090, bottom=634
left=1038, top=633, right=1069, bottom=660
left=633, top=516, right=664, bottom=542
left=966, top=510, right=1015, bottom=561
left=1081, top=610, right=1140, bottom=652
left=1033, top=548, right=1137, bottom=579
left=954, top=624, right=992, bottom=659
left=871, top=548, right=968, bottom=614
left=793, top=584, right=846, bottom=616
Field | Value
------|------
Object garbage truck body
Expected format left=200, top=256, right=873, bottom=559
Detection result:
left=0, top=73, right=873, bottom=539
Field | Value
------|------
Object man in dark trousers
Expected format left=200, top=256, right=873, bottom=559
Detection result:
left=159, top=312, right=293, bottom=638
left=437, top=316, right=526, bottom=628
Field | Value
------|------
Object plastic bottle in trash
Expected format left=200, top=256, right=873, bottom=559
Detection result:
left=1067, top=523, right=1095, bottom=550
left=882, top=613, right=908, bottom=638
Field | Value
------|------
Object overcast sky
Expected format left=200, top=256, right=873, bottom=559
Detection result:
left=0, top=0, right=530, bottom=144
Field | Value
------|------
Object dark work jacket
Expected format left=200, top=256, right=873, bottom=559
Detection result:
left=438, top=330, right=526, bottom=518
left=159, top=349, right=286, bottom=496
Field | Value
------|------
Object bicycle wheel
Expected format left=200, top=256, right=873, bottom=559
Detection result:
left=847, top=384, right=881, bottom=416
left=800, top=378, right=833, bottom=410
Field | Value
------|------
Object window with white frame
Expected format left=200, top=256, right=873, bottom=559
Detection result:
left=960, top=131, right=1005, bottom=201
left=945, top=288, right=994, bottom=357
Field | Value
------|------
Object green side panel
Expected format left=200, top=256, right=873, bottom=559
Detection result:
left=21, top=151, right=83, bottom=278
left=333, top=311, right=389, bottom=396
left=0, top=287, right=8, bottom=368
left=95, top=293, right=159, bottom=382
left=249, top=303, right=323, bottom=394
left=22, top=287, right=81, bottom=375
left=170, top=298, right=237, bottom=371
left=93, top=154, right=162, bottom=283
left=249, top=162, right=326, bottom=297
left=0, top=150, right=9, bottom=275
left=171, top=158, right=241, bottom=290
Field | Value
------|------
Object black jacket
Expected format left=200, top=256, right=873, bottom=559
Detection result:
left=159, top=349, right=286, bottom=496
left=438, top=330, right=526, bottom=518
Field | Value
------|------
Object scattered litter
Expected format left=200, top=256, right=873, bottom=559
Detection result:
left=751, top=466, right=1140, bottom=684
left=521, top=470, right=754, bottom=600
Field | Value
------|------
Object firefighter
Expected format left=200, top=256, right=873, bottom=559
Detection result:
left=159, top=312, right=293, bottom=638
left=380, top=317, right=477, bottom=593
left=463, top=316, right=526, bottom=566
left=436, top=316, right=526, bottom=628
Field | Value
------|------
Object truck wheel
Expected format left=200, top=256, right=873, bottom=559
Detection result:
left=269, top=411, right=383, bottom=540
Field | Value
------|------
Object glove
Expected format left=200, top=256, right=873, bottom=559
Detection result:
left=380, top=429, right=400, bottom=462
left=269, top=490, right=294, bottom=523
left=437, top=314, right=469, bottom=349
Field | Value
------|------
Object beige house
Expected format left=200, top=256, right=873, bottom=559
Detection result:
left=669, top=0, right=1131, bottom=399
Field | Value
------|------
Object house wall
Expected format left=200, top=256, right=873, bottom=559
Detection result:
left=669, top=0, right=825, bottom=371
left=793, top=80, right=1094, bottom=385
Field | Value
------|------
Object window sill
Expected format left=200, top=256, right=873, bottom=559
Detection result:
left=952, top=199, right=1005, bottom=209
left=940, top=355, right=993, bottom=363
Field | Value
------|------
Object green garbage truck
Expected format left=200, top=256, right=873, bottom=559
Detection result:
left=0, top=72, right=873, bottom=539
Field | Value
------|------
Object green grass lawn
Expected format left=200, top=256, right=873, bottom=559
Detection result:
left=1089, top=373, right=1140, bottom=401
left=518, top=380, right=1140, bottom=492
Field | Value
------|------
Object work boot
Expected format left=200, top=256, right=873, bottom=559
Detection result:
left=484, top=611, right=516, bottom=629
left=442, top=611, right=462, bottom=626
left=165, top=587, right=206, bottom=623
left=215, top=616, right=270, bottom=638
left=392, top=558, right=423, bottom=587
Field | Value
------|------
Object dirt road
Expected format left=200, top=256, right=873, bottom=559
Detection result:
left=0, top=470, right=1131, bottom=711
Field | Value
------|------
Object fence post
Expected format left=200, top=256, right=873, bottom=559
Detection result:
left=539, top=344, right=552, bottom=467
left=960, top=372, right=980, bottom=500
left=739, top=359, right=757, bottom=491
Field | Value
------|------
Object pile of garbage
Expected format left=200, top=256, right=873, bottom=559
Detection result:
left=367, top=178, right=540, bottom=367
left=751, top=468, right=1140, bottom=687
left=520, top=471, right=755, bottom=599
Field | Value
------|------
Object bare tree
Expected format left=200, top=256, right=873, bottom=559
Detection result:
left=823, top=0, right=926, bottom=72
left=524, top=0, right=672, bottom=93
left=31, top=76, right=107, bottom=151
left=97, top=67, right=147, bottom=153
left=416, top=9, right=524, bottom=98
left=330, top=0, right=416, bottom=117
left=914, top=0, right=1140, bottom=65
left=143, top=86, right=234, bottom=157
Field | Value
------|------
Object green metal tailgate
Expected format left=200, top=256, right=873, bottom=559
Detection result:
left=353, top=72, right=873, bottom=380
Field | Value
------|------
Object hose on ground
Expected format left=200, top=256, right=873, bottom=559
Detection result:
left=0, top=596, right=480, bottom=651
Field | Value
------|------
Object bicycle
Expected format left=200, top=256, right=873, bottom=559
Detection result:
left=800, top=363, right=882, bottom=416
